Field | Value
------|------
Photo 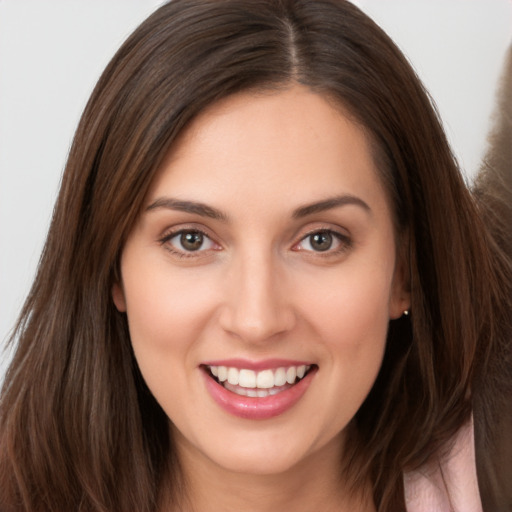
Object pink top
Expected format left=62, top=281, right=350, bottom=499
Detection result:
left=404, top=417, right=482, bottom=512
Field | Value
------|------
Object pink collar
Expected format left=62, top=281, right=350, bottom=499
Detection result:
left=404, top=416, right=482, bottom=512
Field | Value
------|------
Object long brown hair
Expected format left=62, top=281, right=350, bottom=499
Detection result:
left=1, top=1, right=509, bottom=510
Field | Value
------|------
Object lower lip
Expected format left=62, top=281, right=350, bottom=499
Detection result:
left=202, top=368, right=316, bottom=420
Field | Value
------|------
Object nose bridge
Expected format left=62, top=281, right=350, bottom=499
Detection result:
left=220, top=246, right=294, bottom=342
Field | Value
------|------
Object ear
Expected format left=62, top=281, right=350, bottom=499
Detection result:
left=112, top=282, right=127, bottom=312
left=388, top=255, right=411, bottom=320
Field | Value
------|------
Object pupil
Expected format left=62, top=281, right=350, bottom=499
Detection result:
left=181, top=231, right=203, bottom=251
left=311, top=232, right=332, bottom=251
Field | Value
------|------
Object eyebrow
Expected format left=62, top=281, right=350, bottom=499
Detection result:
left=292, top=195, right=371, bottom=218
left=146, top=197, right=229, bottom=221
left=145, top=194, right=370, bottom=221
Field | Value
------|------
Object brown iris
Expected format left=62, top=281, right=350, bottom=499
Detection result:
left=309, top=231, right=333, bottom=251
left=180, top=231, right=204, bottom=251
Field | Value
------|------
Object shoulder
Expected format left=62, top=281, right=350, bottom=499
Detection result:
left=404, top=417, right=482, bottom=512
left=404, top=406, right=512, bottom=512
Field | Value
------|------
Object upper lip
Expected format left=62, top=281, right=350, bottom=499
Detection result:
left=200, top=358, right=314, bottom=371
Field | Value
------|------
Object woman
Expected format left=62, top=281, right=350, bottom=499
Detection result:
left=1, top=1, right=510, bottom=510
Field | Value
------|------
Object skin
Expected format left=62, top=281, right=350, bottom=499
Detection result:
left=113, top=85, right=410, bottom=511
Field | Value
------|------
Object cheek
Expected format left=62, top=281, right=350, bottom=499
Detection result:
left=122, top=261, right=215, bottom=345
left=299, top=260, right=394, bottom=346
left=119, top=257, right=222, bottom=403
left=299, top=259, right=392, bottom=382
left=120, top=261, right=222, bottom=427
left=315, top=277, right=390, bottom=378
left=306, top=268, right=392, bottom=413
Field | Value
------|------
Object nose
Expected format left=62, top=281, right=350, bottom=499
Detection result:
left=218, top=252, right=296, bottom=343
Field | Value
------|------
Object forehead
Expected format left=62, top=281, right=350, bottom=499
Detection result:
left=147, top=85, right=389, bottom=219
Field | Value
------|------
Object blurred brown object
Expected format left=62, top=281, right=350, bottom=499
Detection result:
left=473, top=43, right=512, bottom=512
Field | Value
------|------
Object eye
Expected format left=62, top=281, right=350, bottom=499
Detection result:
left=294, top=229, right=351, bottom=254
left=161, top=229, right=218, bottom=255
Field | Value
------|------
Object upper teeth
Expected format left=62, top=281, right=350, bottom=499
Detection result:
left=209, top=365, right=310, bottom=389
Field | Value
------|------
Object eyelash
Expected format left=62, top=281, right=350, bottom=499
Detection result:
left=158, top=227, right=352, bottom=259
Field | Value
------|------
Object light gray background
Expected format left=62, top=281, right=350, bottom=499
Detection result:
left=1, top=0, right=511, bottom=378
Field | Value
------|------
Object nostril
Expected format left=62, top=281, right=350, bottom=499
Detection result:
left=219, top=310, right=297, bottom=344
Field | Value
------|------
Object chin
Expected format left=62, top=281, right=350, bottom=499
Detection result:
left=189, top=421, right=342, bottom=478
left=208, top=444, right=310, bottom=476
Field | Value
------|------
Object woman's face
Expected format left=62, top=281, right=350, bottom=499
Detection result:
left=113, top=86, right=409, bottom=478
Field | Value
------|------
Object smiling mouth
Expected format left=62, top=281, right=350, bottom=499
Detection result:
left=203, top=364, right=315, bottom=398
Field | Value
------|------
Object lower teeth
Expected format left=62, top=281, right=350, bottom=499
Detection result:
left=223, top=380, right=293, bottom=397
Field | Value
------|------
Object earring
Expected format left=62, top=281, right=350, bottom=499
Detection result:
left=403, top=309, right=409, bottom=316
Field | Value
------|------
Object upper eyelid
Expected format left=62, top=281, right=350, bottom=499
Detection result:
left=297, top=230, right=350, bottom=244
left=159, top=224, right=216, bottom=241
left=300, top=226, right=349, bottom=237
left=294, top=224, right=351, bottom=242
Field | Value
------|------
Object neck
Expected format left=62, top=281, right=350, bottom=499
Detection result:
left=163, top=432, right=376, bottom=512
